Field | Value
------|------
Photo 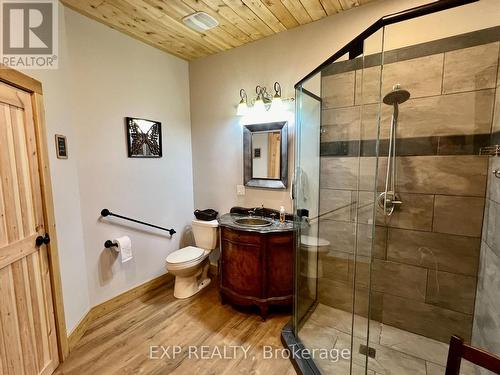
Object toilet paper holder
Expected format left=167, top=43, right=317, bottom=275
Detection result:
left=104, top=240, right=118, bottom=249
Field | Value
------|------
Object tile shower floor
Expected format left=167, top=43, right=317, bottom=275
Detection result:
left=299, top=304, right=477, bottom=375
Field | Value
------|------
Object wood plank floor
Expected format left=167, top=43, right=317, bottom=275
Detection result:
left=55, top=283, right=296, bottom=375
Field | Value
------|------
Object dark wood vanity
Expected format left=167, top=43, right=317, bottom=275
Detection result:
left=218, top=208, right=294, bottom=319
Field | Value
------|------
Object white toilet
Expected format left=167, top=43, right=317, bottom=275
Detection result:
left=165, top=219, right=218, bottom=299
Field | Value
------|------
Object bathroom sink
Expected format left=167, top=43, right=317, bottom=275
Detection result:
left=234, top=217, right=273, bottom=227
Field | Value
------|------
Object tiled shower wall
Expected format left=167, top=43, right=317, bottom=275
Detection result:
left=472, top=65, right=500, bottom=359
left=317, top=28, right=500, bottom=343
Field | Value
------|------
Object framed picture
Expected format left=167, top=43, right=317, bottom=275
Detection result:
left=125, top=117, right=162, bottom=158
left=55, top=134, right=68, bottom=159
left=254, top=148, right=261, bottom=158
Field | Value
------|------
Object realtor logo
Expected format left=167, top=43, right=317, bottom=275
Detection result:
left=1, top=0, right=58, bottom=69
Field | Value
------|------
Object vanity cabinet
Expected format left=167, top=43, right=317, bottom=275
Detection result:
left=219, top=226, right=293, bottom=319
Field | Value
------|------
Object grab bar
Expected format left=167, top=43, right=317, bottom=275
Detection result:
left=100, top=208, right=176, bottom=236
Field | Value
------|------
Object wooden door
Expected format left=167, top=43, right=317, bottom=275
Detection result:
left=0, top=81, right=59, bottom=375
left=267, top=132, right=280, bottom=179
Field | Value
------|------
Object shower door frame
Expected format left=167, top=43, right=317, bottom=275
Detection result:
left=281, top=0, right=480, bottom=374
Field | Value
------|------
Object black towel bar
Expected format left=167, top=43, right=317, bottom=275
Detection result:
left=100, top=208, right=176, bottom=236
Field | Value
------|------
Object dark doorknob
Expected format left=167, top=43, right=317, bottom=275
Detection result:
left=35, top=233, right=50, bottom=247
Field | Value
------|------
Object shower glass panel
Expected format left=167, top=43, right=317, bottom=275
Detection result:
left=293, top=29, right=385, bottom=374
left=289, top=1, right=500, bottom=374
left=294, top=82, right=322, bottom=328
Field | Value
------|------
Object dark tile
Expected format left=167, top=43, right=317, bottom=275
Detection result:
left=320, top=251, right=350, bottom=283
left=319, top=189, right=353, bottom=221
left=396, top=156, right=489, bottom=197
left=433, top=195, right=485, bottom=237
left=443, top=42, right=499, bottom=94
left=318, top=219, right=355, bottom=254
left=355, top=54, right=443, bottom=105
left=382, top=294, right=473, bottom=343
left=322, top=71, right=355, bottom=109
left=377, top=193, right=434, bottom=231
left=321, top=135, right=492, bottom=157
left=318, top=277, right=383, bottom=320
left=320, top=141, right=359, bottom=156
left=492, top=131, right=500, bottom=147
left=320, top=157, right=358, bottom=190
left=379, top=90, right=495, bottom=139
left=387, top=228, right=480, bottom=276
left=394, top=137, right=438, bottom=156
left=321, top=106, right=361, bottom=141
left=438, top=134, right=491, bottom=155
left=426, top=270, right=477, bottom=314
left=370, top=260, right=428, bottom=302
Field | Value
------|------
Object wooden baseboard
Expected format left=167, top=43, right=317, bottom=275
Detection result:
left=67, top=309, right=94, bottom=351
left=67, top=273, right=174, bottom=352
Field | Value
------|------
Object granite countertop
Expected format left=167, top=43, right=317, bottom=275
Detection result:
left=218, top=213, right=294, bottom=233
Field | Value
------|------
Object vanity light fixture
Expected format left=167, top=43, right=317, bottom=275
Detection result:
left=237, top=89, right=249, bottom=116
left=236, top=82, right=292, bottom=116
left=272, top=82, right=283, bottom=110
left=253, top=85, right=268, bottom=113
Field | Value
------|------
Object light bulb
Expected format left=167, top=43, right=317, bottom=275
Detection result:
left=271, top=95, right=283, bottom=112
left=237, top=101, right=249, bottom=116
left=253, top=98, right=265, bottom=113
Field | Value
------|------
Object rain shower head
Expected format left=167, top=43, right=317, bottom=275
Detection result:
left=383, top=84, right=410, bottom=105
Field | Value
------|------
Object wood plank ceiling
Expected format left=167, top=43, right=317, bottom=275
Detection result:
left=61, top=0, right=377, bottom=60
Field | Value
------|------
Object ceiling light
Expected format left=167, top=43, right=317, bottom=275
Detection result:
left=182, top=12, right=219, bottom=32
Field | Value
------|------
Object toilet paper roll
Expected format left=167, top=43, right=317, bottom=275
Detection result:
left=113, top=236, right=133, bottom=263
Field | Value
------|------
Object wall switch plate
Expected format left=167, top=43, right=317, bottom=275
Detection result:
left=236, top=185, right=246, bottom=196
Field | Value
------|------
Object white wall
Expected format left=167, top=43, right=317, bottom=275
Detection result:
left=189, top=0, right=500, bottom=216
left=27, top=5, right=194, bottom=331
left=27, top=6, right=89, bottom=333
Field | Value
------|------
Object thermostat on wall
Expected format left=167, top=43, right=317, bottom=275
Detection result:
left=55, top=134, right=68, bottom=159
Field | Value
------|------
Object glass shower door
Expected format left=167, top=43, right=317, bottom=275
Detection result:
left=294, top=84, right=322, bottom=329
left=293, top=30, right=385, bottom=374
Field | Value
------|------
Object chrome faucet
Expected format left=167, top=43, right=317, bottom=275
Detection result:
left=248, top=204, right=265, bottom=218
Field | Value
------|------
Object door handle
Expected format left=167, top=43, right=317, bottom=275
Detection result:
left=35, top=233, right=50, bottom=247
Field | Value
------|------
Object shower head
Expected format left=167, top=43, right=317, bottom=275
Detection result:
left=383, top=84, right=410, bottom=105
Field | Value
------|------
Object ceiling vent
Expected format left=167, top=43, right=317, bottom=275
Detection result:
left=182, top=12, right=219, bottom=32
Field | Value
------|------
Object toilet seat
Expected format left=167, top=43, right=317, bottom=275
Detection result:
left=166, top=246, right=206, bottom=269
left=300, top=235, right=330, bottom=248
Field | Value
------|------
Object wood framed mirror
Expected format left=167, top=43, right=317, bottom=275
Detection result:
left=243, top=121, right=288, bottom=189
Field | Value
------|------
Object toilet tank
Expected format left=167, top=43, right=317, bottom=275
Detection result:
left=192, top=219, right=219, bottom=250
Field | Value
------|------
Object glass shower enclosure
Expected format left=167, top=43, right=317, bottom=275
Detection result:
left=283, top=0, right=500, bottom=374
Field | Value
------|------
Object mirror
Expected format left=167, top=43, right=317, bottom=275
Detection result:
left=251, top=131, right=281, bottom=179
left=243, top=121, right=287, bottom=189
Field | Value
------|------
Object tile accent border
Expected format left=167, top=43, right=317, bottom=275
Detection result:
left=491, top=131, right=500, bottom=148
left=320, top=133, right=491, bottom=157
left=322, top=26, right=500, bottom=77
